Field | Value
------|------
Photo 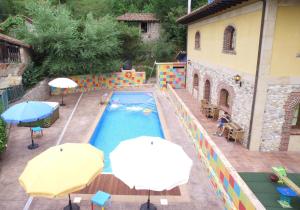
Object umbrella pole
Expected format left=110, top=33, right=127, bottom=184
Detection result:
left=68, top=194, right=73, bottom=210
left=63, top=194, right=80, bottom=210
left=27, top=128, right=39, bottom=150
left=147, top=189, right=150, bottom=209
left=140, top=189, right=156, bottom=210
left=61, top=94, right=65, bottom=106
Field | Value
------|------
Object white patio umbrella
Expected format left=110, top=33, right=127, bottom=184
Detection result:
left=110, top=136, right=193, bottom=210
left=48, top=78, right=78, bottom=106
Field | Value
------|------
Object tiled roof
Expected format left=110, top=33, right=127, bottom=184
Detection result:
left=0, top=33, right=30, bottom=48
left=116, top=13, right=159, bottom=22
left=177, top=0, right=250, bottom=24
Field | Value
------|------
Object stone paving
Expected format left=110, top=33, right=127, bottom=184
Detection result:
left=0, top=89, right=223, bottom=210
left=175, top=89, right=300, bottom=173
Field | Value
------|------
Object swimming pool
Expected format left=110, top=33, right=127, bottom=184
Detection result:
left=89, top=92, right=165, bottom=172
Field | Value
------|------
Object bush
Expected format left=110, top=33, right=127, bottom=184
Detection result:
left=136, top=65, right=155, bottom=80
left=22, top=62, right=45, bottom=89
left=0, top=103, right=7, bottom=154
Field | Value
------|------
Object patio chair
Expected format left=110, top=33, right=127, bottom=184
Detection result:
left=91, top=191, right=111, bottom=210
left=31, top=127, right=43, bottom=138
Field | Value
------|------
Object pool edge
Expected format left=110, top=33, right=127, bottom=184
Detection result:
left=83, top=91, right=113, bottom=144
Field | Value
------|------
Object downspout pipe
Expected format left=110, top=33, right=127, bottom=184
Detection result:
left=247, top=0, right=267, bottom=149
left=188, top=0, right=192, bottom=14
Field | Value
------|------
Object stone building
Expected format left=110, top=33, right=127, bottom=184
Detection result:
left=117, top=13, right=160, bottom=42
left=0, top=33, right=31, bottom=88
left=177, top=0, right=300, bottom=152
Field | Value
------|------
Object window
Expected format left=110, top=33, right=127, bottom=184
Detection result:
left=204, top=80, right=211, bottom=102
left=223, top=26, right=236, bottom=53
left=219, top=89, right=230, bottom=108
left=291, top=104, right=300, bottom=129
left=0, top=41, right=21, bottom=63
left=141, top=22, right=148, bottom=33
left=195, top=31, right=200, bottom=49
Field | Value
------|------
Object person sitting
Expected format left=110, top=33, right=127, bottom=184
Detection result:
left=215, top=112, right=230, bottom=136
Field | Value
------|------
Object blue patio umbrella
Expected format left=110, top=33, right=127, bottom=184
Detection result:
left=1, top=101, right=54, bottom=150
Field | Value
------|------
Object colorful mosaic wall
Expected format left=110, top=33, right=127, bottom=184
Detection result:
left=50, top=71, right=146, bottom=95
left=166, top=85, right=264, bottom=210
left=156, top=62, right=186, bottom=89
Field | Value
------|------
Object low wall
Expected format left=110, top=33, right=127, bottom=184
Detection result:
left=20, top=79, right=50, bottom=102
left=156, top=62, right=186, bottom=89
left=50, top=71, right=146, bottom=95
left=166, top=85, right=265, bottom=210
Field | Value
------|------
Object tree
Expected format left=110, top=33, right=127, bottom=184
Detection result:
left=13, top=0, right=144, bottom=81
left=65, top=0, right=112, bottom=18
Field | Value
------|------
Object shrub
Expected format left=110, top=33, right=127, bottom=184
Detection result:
left=136, top=65, right=155, bottom=80
left=0, top=103, right=7, bottom=154
left=22, top=62, right=45, bottom=89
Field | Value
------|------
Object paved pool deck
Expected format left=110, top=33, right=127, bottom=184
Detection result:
left=175, top=89, right=300, bottom=173
left=0, top=89, right=223, bottom=210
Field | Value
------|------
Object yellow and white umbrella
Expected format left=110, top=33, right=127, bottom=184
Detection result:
left=48, top=78, right=78, bottom=106
left=19, top=143, right=104, bottom=210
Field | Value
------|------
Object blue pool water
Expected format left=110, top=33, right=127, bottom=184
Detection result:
left=89, top=92, right=164, bottom=172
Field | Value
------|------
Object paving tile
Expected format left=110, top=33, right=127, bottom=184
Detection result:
left=175, top=89, right=300, bottom=173
left=0, top=89, right=224, bottom=210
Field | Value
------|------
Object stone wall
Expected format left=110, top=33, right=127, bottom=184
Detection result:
left=141, top=22, right=160, bottom=42
left=188, top=61, right=255, bottom=146
left=20, top=79, right=50, bottom=102
left=260, top=85, right=300, bottom=151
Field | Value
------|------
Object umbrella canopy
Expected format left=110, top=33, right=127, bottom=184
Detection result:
left=19, top=143, right=104, bottom=198
left=48, top=78, right=78, bottom=89
left=110, top=136, right=193, bottom=191
left=1, top=101, right=54, bottom=124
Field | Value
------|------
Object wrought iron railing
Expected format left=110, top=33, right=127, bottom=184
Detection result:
left=0, top=41, right=21, bottom=63
left=0, top=85, right=25, bottom=110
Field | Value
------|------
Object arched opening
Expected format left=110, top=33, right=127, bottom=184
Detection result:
left=223, top=25, right=236, bottom=52
left=204, top=80, right=211, bottom=102
left=195, top=31, right=200, bottom=49
left=219, top=89, right=230, bottom=108
left=192, top=73, right=199, bottom=99
left=291, top=104, right=300, bottom=129
left=280, top=93, right=300, bottom=151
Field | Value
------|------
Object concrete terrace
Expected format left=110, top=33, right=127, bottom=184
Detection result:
left=0, top=88, right=223, bottom=210
left=175, top=89, right=300, bottom=173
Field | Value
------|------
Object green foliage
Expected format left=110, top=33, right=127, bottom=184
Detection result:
left=22, top=62, right=45, bottom=89
left=118, top=23, right=142, bottom=61
left=66, top=0, right=112, bottom=18
left=110, top=0, right=151, bottom=16
left=134, top=38, right=176, bottom=66
left=0, top=15, right=25, bottom=35
left=7, top=0, right=208, bottom=80
left=0, top=0, right=27, bottom=21
left=136, top=65, right=155, bottom=80
left=162, top=6, right=187, bottom=50
left=0, top=103, right=7, bottom=154
left=79, top=14, right=122, bottom=74
left=14, top=1, right=129, bottom=77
